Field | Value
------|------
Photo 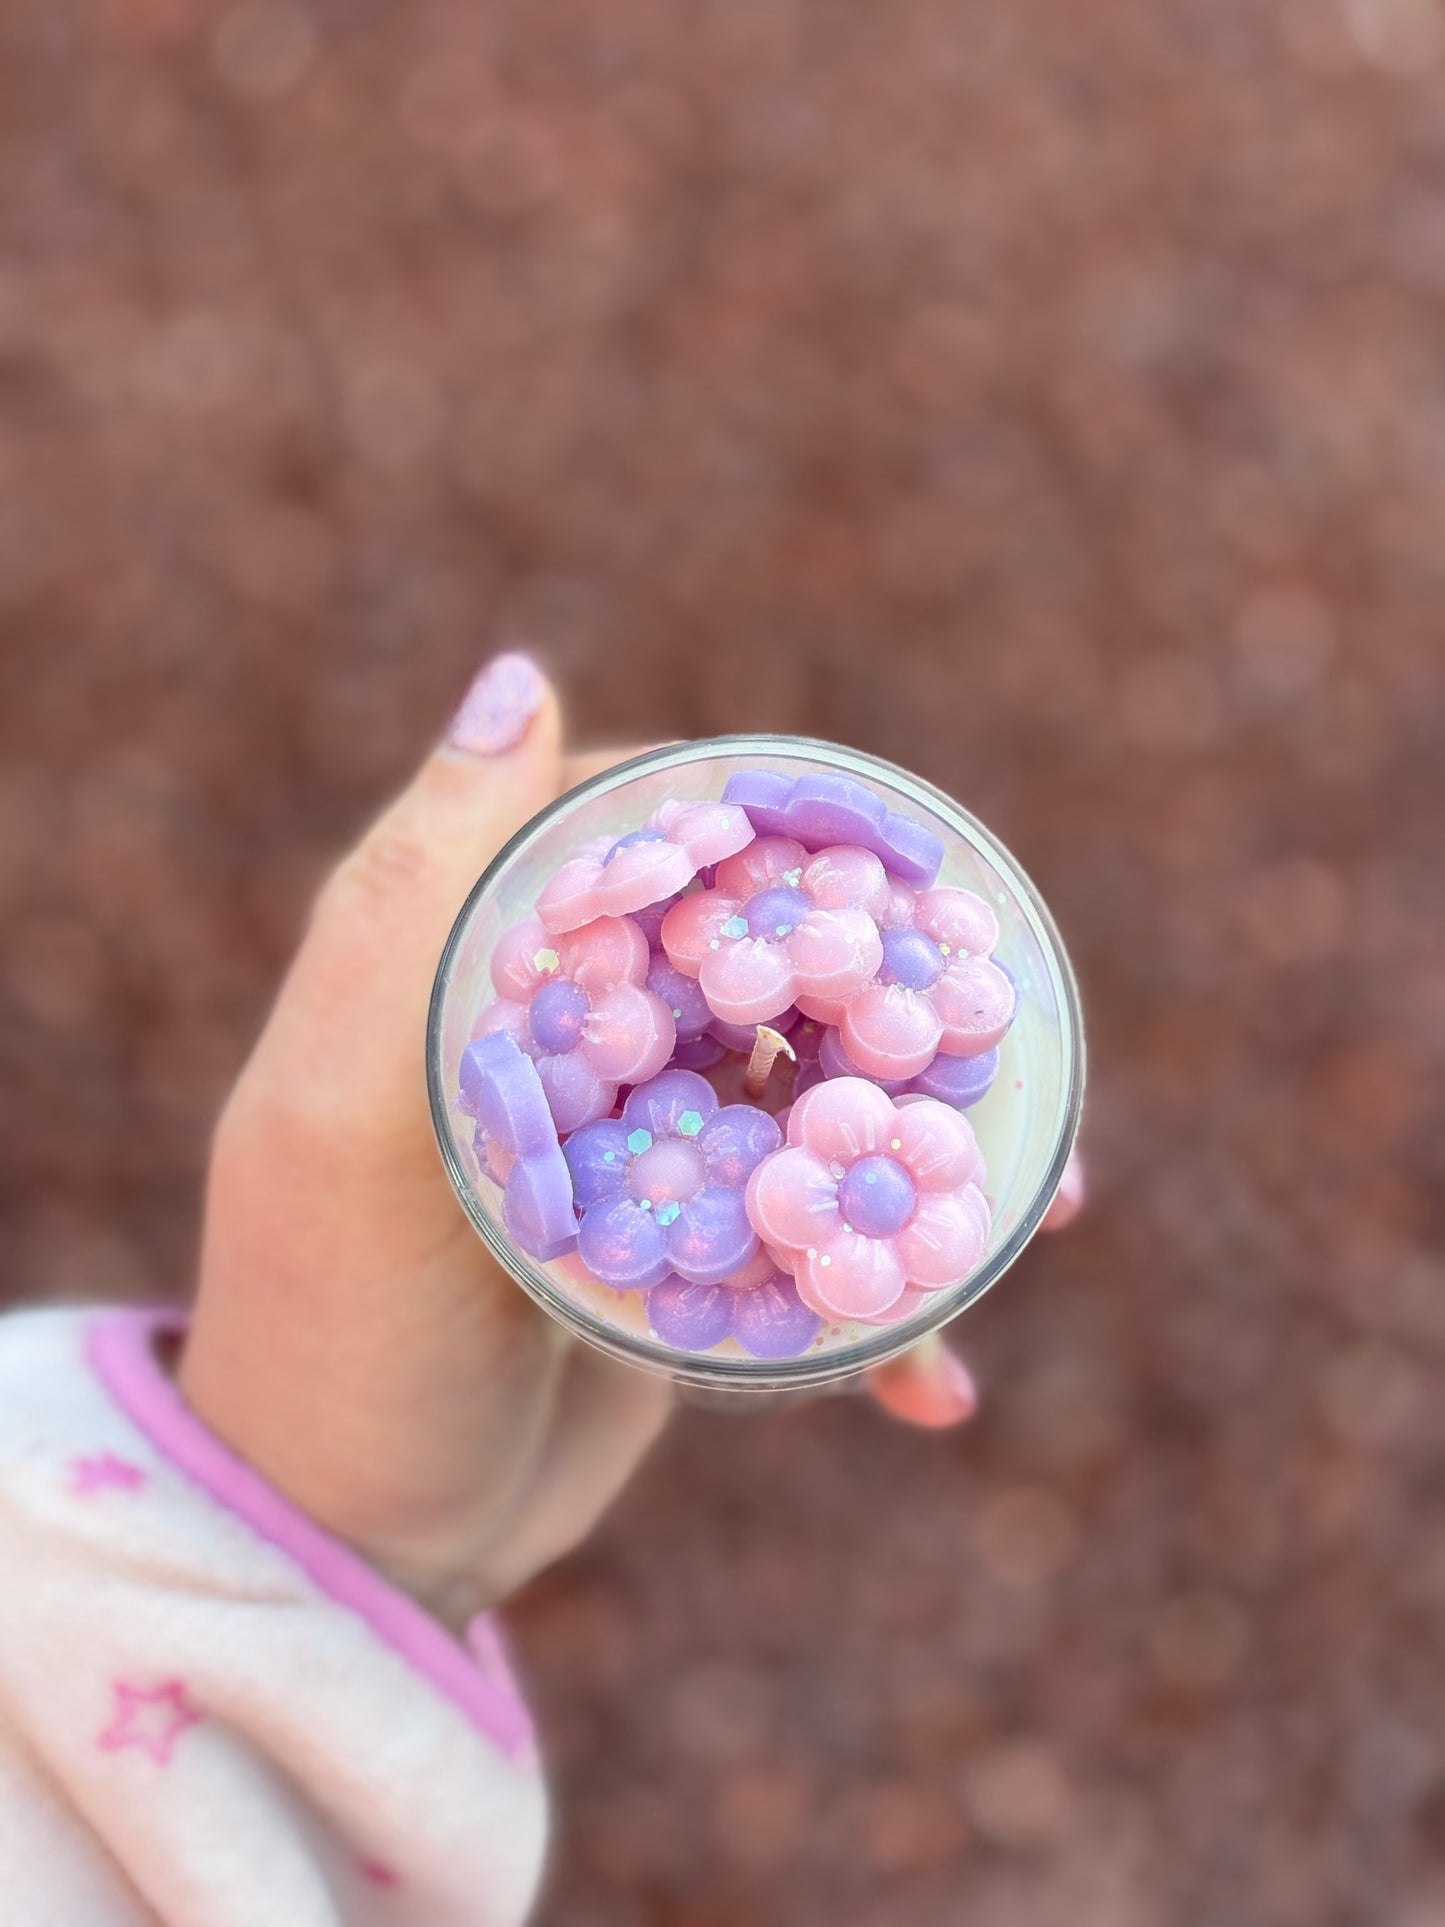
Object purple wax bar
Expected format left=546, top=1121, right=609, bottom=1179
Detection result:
left=721, top=769, right=943, bottom=889
left=460, top=1031, right=577, bottom=1259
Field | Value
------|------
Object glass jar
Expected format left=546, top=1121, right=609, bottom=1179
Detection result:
left=427, top=735, right=1084, bottom=1392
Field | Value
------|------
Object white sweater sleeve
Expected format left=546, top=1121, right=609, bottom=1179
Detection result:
left=0, top=1306, right=548, bottom=1926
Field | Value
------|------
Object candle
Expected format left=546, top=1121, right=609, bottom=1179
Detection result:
left=428, top=738, right=1084, bottom=1390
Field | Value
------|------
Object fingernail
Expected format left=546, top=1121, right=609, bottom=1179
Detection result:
left=937, top=1349, right=978, bottom=1420
left=447, top=652, right=546, bottom=756
left=868, top=1339, right=978, bottom=1430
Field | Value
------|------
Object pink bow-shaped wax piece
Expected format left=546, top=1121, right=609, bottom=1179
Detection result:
left=474, top=914, right=674, bottom=1133
left=536, top=799, right=755, bottom=935
left=745, top=1077, right=991, bottom=1324
left=659, top=836, right=889, bottom=1028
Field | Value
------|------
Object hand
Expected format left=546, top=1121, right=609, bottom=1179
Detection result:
left=180, top=654, right=987, bottom=1632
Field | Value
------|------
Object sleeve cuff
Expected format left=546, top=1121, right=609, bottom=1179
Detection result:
left=86, top=1307, right=535, bottom=1765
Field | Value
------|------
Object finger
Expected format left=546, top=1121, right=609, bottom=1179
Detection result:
left=246, top=651, right=563, bottom=1115
left=562, top=742, right=673, bottom=790
left=866, top=1334, right=977, bottom=1429
left=1041, top=1149, right=1085, bottom=1231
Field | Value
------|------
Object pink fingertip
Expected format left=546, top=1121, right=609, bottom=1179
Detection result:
left=1042, top=1149, right=1085, bottom=1231
left=868, top=1341, right=978, bottom=1430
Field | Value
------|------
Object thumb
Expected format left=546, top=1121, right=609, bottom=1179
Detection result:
left=243, top=650, right=563, bottom=1124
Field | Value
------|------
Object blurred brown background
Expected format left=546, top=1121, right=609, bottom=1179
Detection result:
left=2, top=0, right=1443, bottom=1921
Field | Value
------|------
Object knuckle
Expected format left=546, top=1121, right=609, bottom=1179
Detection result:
left=319, top=820, right=436, bottom=925
left=214, top=1068, right=346, bottom=1172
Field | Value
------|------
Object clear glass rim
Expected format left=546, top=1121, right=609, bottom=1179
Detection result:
left=426, top=734, right=1086, bottom=1391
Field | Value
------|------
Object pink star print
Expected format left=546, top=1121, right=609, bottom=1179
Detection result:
left=69, top=1452, right=146, bottom=1497
left=98, top=1680, right=200, bottom=1766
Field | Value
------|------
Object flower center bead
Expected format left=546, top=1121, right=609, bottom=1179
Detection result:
left=744, top=885, right=812, bottom=941
left=629, top=1139, right=708, bottom=1208
left=877, top=926, right=947, bottom=990
left=604, top=828, right=667, bottom=865
left=838, top=1155, right=917, bottom=1237
left=529, top=978, right=590, bottom=1054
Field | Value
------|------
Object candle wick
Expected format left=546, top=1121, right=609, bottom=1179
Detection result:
left=743, top=1025, right=796, bottom=1102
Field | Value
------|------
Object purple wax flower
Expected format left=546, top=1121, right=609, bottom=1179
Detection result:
left=645, top=1277, right=735, bottom=1351
left=564, top=1068, right=781, bottom=1290
left=722, top=769, right=944, bottom=890
left=672, top=1033, right=730, bottom=1071
left=911, top=1045, right=1001, bottom=1107
left=632, top=891, right=681, bottom=949
left=646, top=1258, right=823, bottom=1359
left=646, top=949, right=715, bottom=1042
left=458, top=1031, right=578, bottom=1261
left=817, top=1025, right=1001, bottom=1109
left=729, top=1268, right=823, bottom=1356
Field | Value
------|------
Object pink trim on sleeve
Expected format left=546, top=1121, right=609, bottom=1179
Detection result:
left=85, top=1309, right=536, bottom=1765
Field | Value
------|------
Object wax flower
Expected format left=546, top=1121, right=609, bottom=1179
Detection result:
left=660, top=836, right=889, bottom=1027
left=475, top=914, right=674, bottom=1133
left=537, top=799, right=754, bottom=934
left=745, top=1078, right=991, bottom=1322
left=645, top=949, right=715, bottom=1042
left=813, top=1030, right=1000, bottom=1109
left=564, top=1069, right=781, bottom=1289
left=804, top=885, right=1016, bottom=1082
left=646, top=1250, right=822, bottom=1358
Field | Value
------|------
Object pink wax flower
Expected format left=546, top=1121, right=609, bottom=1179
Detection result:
left=660, top=836, right=889, bottom=1028
left=803, top=885, right=1015, bottom=1081
left=475, top=914, right=675, bottom=1133
left=745, top=1077, right=991, bottom=1322
left=536, top=799, right=755, bottom=935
